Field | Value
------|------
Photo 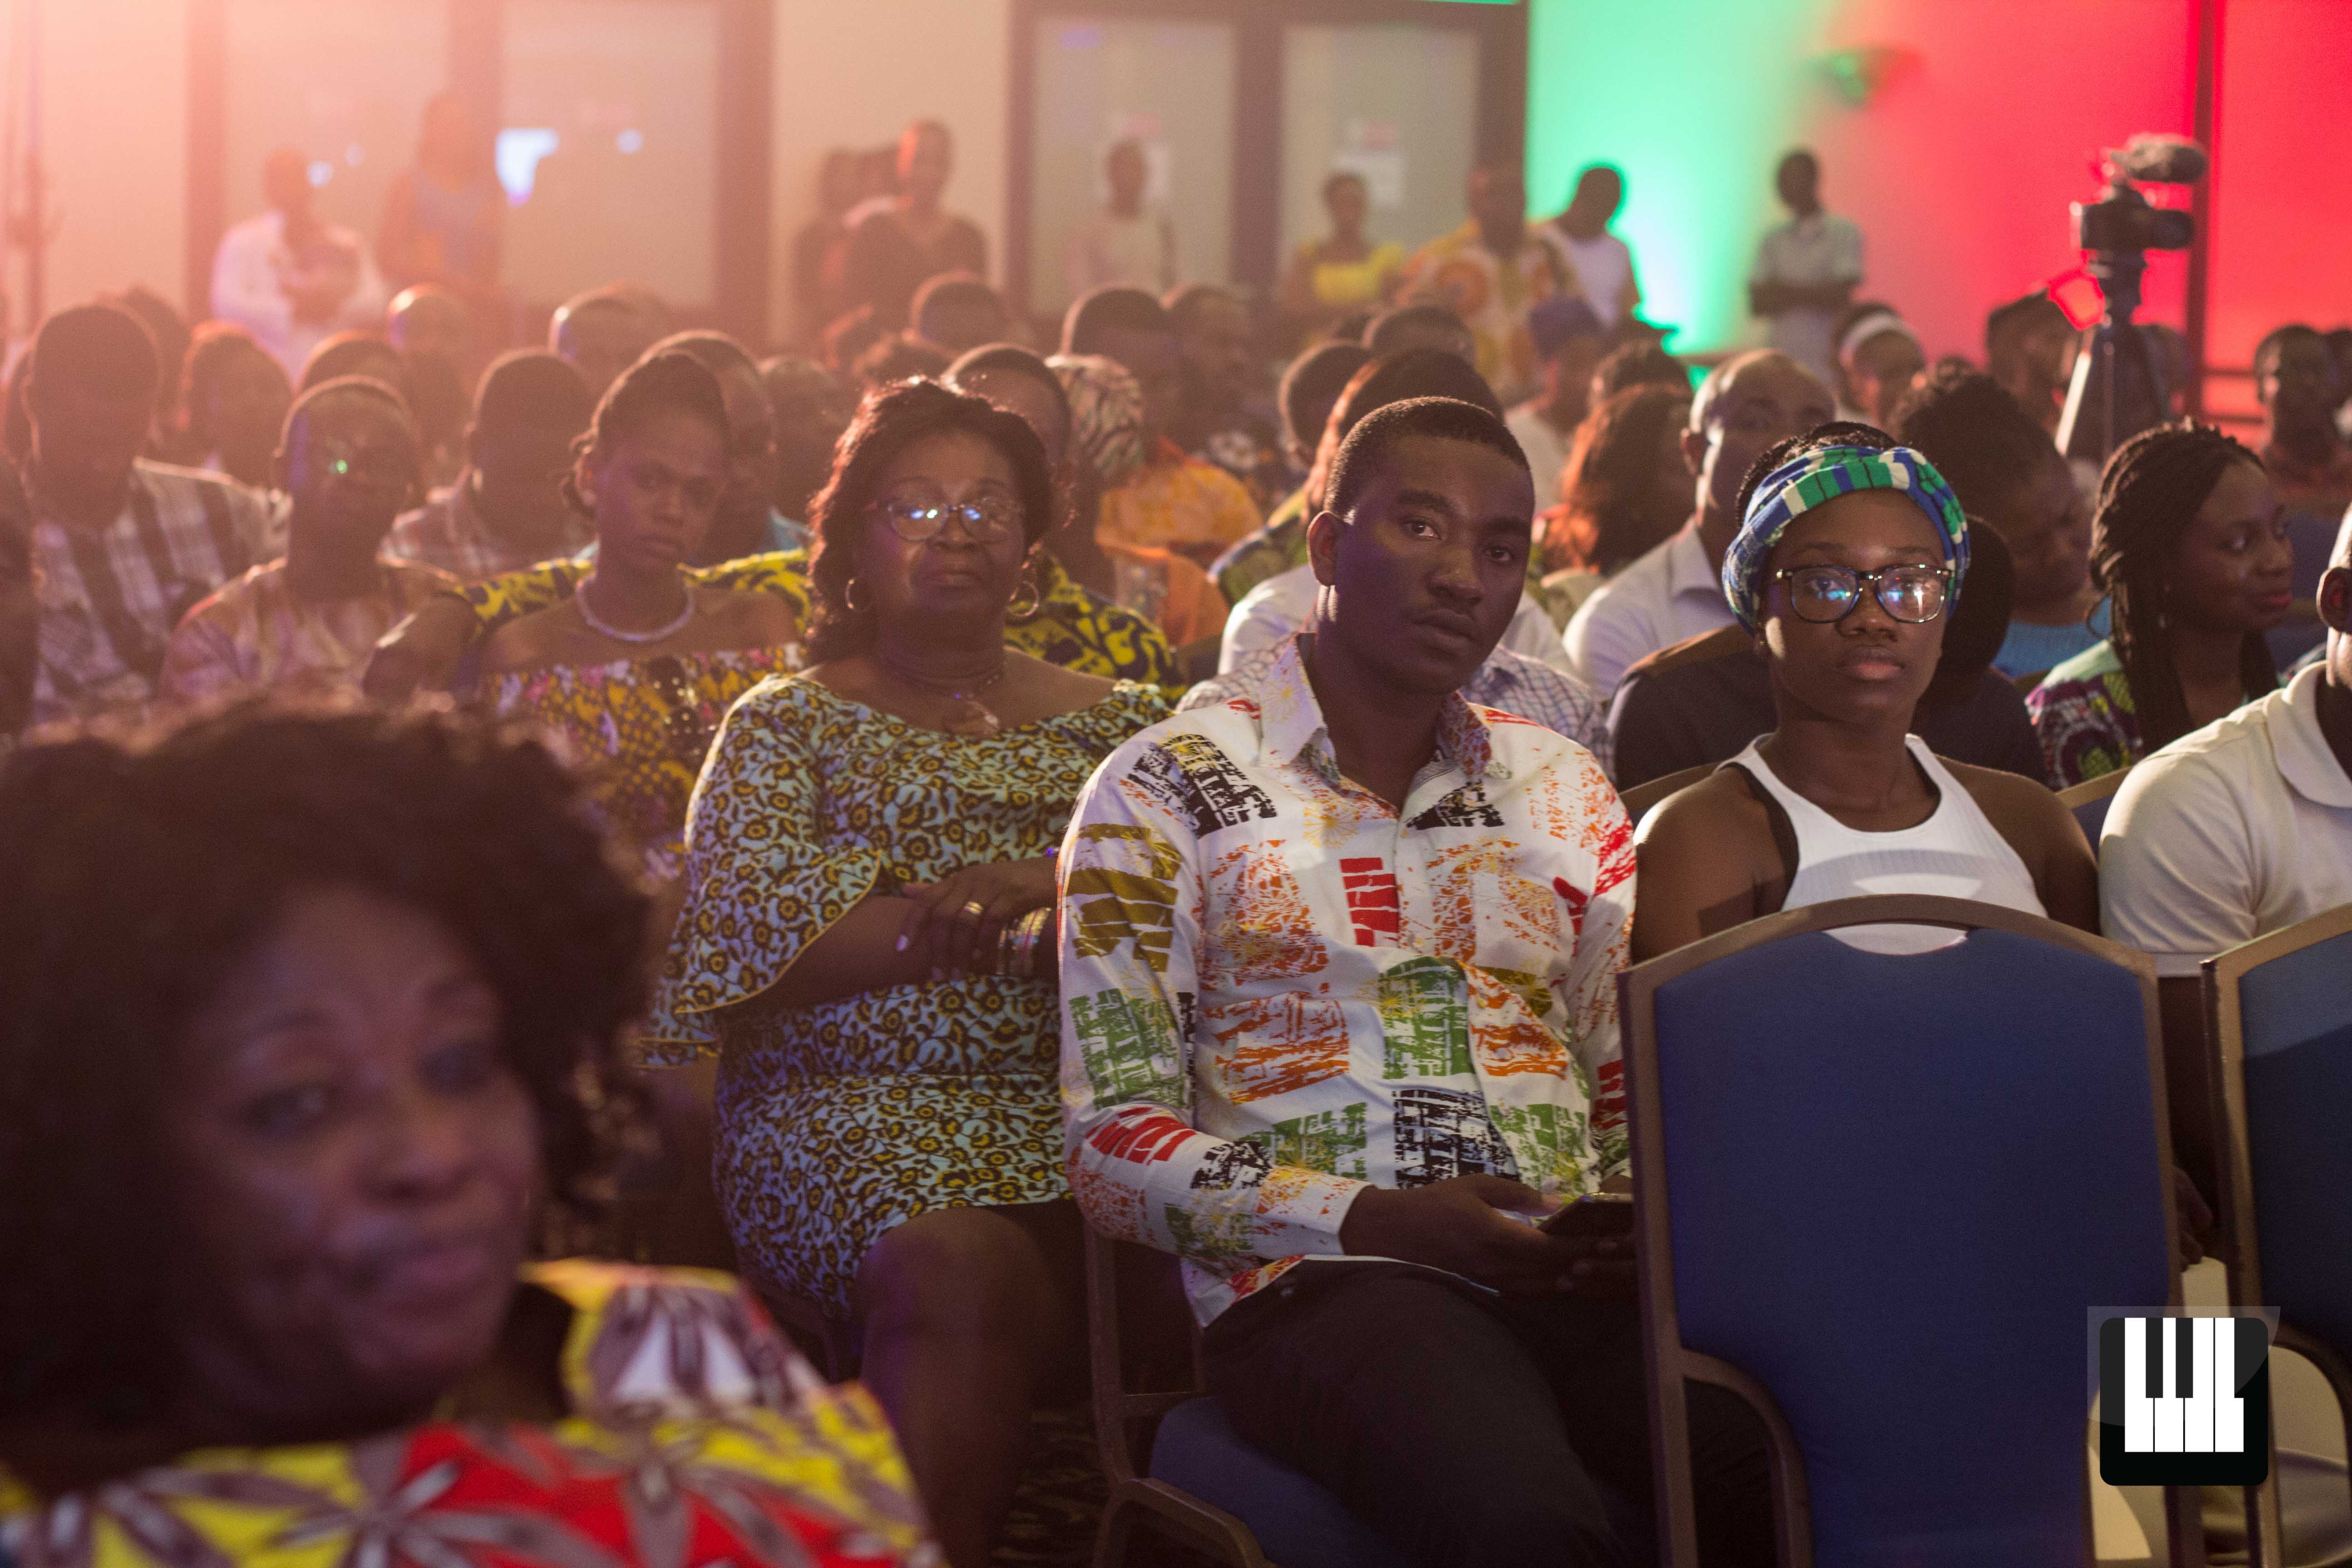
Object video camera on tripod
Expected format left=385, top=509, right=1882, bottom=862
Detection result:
left=2055, top=134, right=2208, bottom=465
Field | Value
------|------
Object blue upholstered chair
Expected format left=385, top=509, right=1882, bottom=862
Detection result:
left=1082, top=1229, right=1406, bottom=1568
left=2208, top=903, right=2352, bottom=1568
left=2059, top=763, right=2134, bottom=847
left=1621, top=895, right=2189, bottom=1568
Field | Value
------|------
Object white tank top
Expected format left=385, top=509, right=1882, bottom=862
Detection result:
left=1725, top=734, right=2045, bottom=955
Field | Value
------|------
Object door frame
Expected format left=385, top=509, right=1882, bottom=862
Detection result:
left=1005, top=0, right=1528, bottom=323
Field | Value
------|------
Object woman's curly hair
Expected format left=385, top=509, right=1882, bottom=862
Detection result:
left=1543, top=382, right=1693, bottom=576
left=0, top=701, right=652, bottom=1427
left=802, top=378, right=1055, bottom=664
left=560, top=348, right=730, bottom=515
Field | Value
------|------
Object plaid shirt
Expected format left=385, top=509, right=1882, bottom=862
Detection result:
left=29, top=461, right=274, bottom=727
left=382, top=478, right=594, bottom=584
left=1059, top=632, right=1635, bottom=1324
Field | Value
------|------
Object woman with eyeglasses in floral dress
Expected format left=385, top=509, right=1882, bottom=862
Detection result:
left=1630, top=421, right=2098, bottom=964
left=649, top=379, right=1166, bottom=1568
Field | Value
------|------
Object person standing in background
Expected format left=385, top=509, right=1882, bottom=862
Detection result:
left=212, top=147, right=389, bottom=380
left=1279, top=171, right=1404, bottom=344
left=1063, top=138, right=1176, bottom=300
left=1748, top=150, right=1862, bottom=387
left=792, top=149, right=865, bottom=346
left=376, top=94, right=505, bottom=345
left=1400, top=164, right=1577, bottom=407
left=840, top=120, right=990, bottom=331
left=1547, top=163, right=1642, bottom=329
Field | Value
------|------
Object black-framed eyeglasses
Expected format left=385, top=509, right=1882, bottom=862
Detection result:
left=1771, top=563, right=1951, bottom=624
left=866, top=494, right=1023, bottom=544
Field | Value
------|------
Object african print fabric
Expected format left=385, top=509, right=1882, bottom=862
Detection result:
left=0, top=1261, right=938, bottom=1568
left=1209, top=494, right=1310, bottom=610
left=647, top=677, right=1168, bottom=1317
left=1396, top=221, right=1579, bottom=406
left=450, top=551, right=1181, bottom=695
left=1057, top=633, right=1634, bottom=1326
left=1723, top=443, right=1968, bottom=634
left=490, top=645, right=802, bottom=881
left=1095, top=441, right=1263, bottom=565
left=160, top=558, right=456, bottom=705
left=2025, top=640, right=2143, bottom=789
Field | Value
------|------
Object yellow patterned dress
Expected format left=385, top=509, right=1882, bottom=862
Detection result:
left=647, top=676, right=1170, bottom=1317
left=490, top=646, right=800, bottom=881
left=0, top=1261, right=937, bottom=1568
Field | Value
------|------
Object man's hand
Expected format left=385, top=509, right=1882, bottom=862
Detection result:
left=1339, top=1176, right=1636, bottom=1299
left=364, top=598, right=480, bottom=703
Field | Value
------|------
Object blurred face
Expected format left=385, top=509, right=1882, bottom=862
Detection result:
left=1690, top=354, right=1837, bottom=518
left=1326, top=176, right=1368, bottom=238
left=2259, top=336, right=2341, bottom=431
left=207, top=351, right=294, bottom=469
left=1469, top=170, right=1526, bottom=244
left=388, top=294, right=470, bottom=368
left=30, top=377, right=157, bottom=517
left=766, top=368, right=853, bottom=519
left=164, top=887, right=539, bottom=1438
left=1107, top=143, right=1147, bottom=208
left=1760, top=490, right=1947, bottom=725
left=1310, top=433, right=1535, bottom=696
left=1984, top=451, right=2092, bottom=609
left=711, top=358, right=780, bottom=532
left=471, top=418, right=580, bottom=541
left=421, top=99, right=476, bottom=170
left=263, top=151, right=313, bottom=215
left=856, top=428, right=1032, bottom=629
left=284, top=393, right=420, bottom=556
left=1846, top=329, right=1925, bottom=428
left=899, top=124, right=953, bottom=206
left=2168, top=461, right=2294, bottom=636
left=956, top=365, right=1070, bottom=472
left=578, top=408, right=728, bottom=574
left=1179, top=295, right=1255, bottom=413
left=1097, top=324, right=1181, bottom=438
left=1776, top=156, right=1820, bottom=213
left=551, top=305, right=659, bottom=406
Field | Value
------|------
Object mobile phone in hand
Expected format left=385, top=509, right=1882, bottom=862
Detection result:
left=1539, top=1191, right=1635, bottom=1238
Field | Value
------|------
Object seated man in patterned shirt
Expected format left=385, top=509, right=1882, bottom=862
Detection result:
left=1057, top=395, right=1770, bottom=1566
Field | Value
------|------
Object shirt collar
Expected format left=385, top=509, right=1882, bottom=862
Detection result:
left=1256, top=632, right=1499, bottom=782
left=1664, top=522, right=1723, bottom=603
left=2269, top=662, right=2352, bottom=809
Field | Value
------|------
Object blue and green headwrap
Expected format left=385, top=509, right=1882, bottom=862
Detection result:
left=1721, top=444, right=1970, bottom=634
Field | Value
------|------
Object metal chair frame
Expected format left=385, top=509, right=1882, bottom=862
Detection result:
left=2205, top=901, right=2352, bottom=1568
left=1619, top=893, right=2194, bottom=1568
left=2057, top=762, right=2136, bottom=835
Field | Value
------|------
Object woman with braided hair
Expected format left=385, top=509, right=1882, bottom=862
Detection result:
left=2026, top=420, right=2295, bottom=788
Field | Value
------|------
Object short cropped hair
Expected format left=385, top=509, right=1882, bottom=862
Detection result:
left=1279, top=341, right=1373, bottom=451
left=473, top=350, right=593, bottom=435
left=1062, top=286, right=1168, bottom=357
left=1890, top=363, right=2055, bottom=514
left=29, top=304, right=160, bottom=404
left=1325, top=395, right=1528, bottom=519
left=1365, top=304, right=1469, bottom=359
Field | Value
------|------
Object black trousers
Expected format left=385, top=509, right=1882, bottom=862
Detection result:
left=1201, top=1263, right=1776, bottom=1568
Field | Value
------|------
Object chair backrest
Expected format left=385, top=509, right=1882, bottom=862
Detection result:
left=2210, top=903, right=2352, bottom=1366
left=1085, top=1223, right=1207, bottom=1485
left=2058, top=763, right=2134, bottom=844
left=1624, top=895, right=2178, bottom=1568
left=1619, top=762, right=1714, bottom=825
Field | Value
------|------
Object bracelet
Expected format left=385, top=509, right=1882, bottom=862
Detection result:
left=996, top=906, right=1053, bottom=980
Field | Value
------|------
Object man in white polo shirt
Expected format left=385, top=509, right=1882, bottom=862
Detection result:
left=2101, top=505, right=2352, bottom=1197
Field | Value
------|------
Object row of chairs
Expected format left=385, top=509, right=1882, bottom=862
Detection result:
left=1073, top=894, right=2352, bottom=1568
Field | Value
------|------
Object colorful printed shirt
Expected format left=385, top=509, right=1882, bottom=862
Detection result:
left=1102, top=540, right=1228, bottom=649
left=449, top=550, right=1181, bottom=694
left=1398, top=221, right=1580, bottom=406
left=1057, top=633, right=1635, bottom=1326
left=383, top=476, right=596, bottom=583
left=1098, top=440, right=1265, bottom=564
left=2026, top=642, right=2141, bottom=788
left=1210, top=491, right=1310, bottom=610
left=161, top=558, right=457, bottom=704
left=0, top=1261, right=937, bottom=1568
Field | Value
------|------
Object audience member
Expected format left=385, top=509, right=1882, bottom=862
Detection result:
left=1064, top=137, right=1175, bottom=298
left=2255, top=324, right=2352, bottom=516
left=852, top=331, right=956, bottom=391
left=23, top=305, right=274, bottom=728
left=1164, top=283, right=1286, bottom=508
left=1589, top=338, right=1690, bottom=403
left=1748, top=150, right=1862, bottom=386
left=162, top=378, right=446, bottom=703
left=385, top=349, right=596, bottom=581
left=651, top=379, right=1165, bottom=1566
left=101, top=286, right=195, bottom=451
left=1986, top=292, right=2078, bottom=437
left=1504, top=294, right=1609, bottom=505
left=654, top=330, right=805, bottom=558
left=911, top=271, right=1014, bottom=356
left=400, top=334, right=471, bottom=489
left=1564, top=349, right=1835, bottom=695
left=210, top=146, right=388, bottom=378
left=175, top=323, right=294, bottom=490
left=0, top=703, right=932, bottom=1561
left=1059, top=393, right=1770, bottom=1566
left=1364, top=300, right=1477, bottom=366
left=2028, top=421, right=2290, bottom=786
left=819, top=303, right=890, bottom=379
left=1547, top=162, right=1642, bottom=328
left=1633, top=426, right=2092, bottom=960
left=1211, top=346, right=1500, bottom=606
left=1832, top=301, right=1926, bottom=428
left=479, top=351, right=800, bottom=881
left=840, top=120, right=988, bottom=331
left=1537, top=381, right=1695, bottom=626
left=762, top=354, right=854, bottom=524
left=1278, top=171, right=1404, bottom=342
left=549, top=284, right=666, bottom=404
left=792, top=147, right=865, bottom=343
left=1062, top=285, right=1179, bottom=424
left=376, top=93, right=504, bottom=324
left=1400, top=163, right=1577, bottom=404
left=299, top=330, right=410, bottom=399
left=1893, top=363, right=2104, bottom=679
left=1276, top=339, right=1372, bottom=476
left=386, top=281, right=473, bottom=372
left=1610, top=489, right=2046, bottom=791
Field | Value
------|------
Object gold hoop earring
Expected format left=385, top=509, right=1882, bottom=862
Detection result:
left=1006, top=558, right=1043, bottom=622
left=843, top=577, right=867, bottom=613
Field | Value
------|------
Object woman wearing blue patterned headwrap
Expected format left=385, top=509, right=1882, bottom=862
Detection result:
left=1628, top=421, right=2098, bottom=964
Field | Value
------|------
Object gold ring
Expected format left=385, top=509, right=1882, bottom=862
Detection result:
left=959, top=900, right=986, bottom=921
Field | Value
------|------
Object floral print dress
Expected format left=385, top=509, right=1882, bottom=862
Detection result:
left=647, top=676, right=1169, bottom=1317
